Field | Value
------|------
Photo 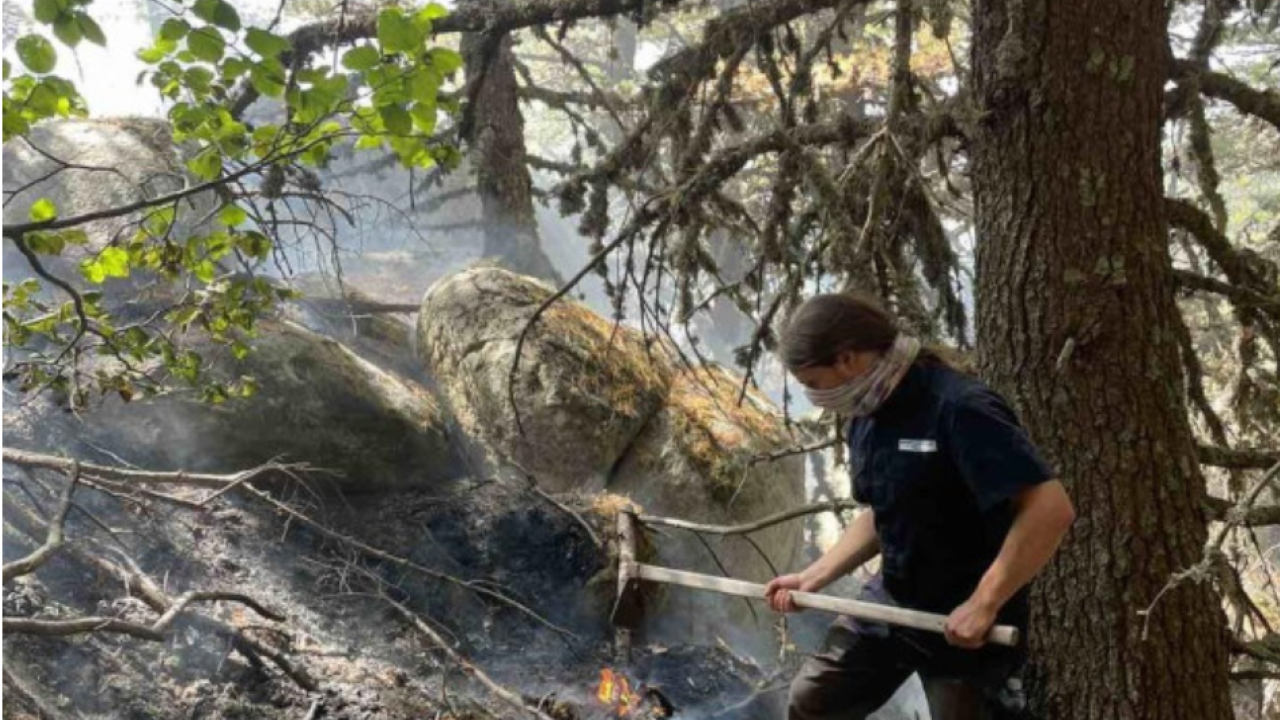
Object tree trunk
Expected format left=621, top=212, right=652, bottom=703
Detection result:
left=461, top=30, right=561, bottom=283
left=969, top=0, right=1232, bottom=718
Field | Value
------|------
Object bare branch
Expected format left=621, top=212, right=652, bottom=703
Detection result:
left=2, top=448, right=318, bottom=490
left=1200, top=445, right=1280, bottom=470
left=1174, top=60, right=1280, bottom=133
left=2, top=461, right=79, bottom=581
left=638, top=499, right=860, bottom=536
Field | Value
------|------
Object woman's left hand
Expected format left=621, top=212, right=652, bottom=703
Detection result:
left=944, top=596, right=999, bottom=648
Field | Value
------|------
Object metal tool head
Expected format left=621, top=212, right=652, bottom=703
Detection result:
left=611, top=510, right=644, bottom=629
left=610, top=571, right=645, bottom=628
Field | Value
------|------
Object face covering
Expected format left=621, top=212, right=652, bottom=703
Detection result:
left=803, top=333, right=921, bottom=418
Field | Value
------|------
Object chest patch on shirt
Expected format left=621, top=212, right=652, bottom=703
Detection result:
left=898, top=438, right=937, bottom=453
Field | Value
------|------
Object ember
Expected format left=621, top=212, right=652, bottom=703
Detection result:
left=595, top=668, right=674, bottom=718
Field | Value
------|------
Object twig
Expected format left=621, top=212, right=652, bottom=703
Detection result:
left=508, top=461, right=602, bottom=549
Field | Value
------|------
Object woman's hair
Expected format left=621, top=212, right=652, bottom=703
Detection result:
left=780, top=292, right=966, bottom=372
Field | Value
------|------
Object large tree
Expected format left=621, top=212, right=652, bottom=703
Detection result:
left=970, top=0, right=1233, bottom=715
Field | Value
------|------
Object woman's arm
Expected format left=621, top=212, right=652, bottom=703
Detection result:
left=765, top=509, right=879, bottom=612
left=944, top=479, right=1075, bottom=647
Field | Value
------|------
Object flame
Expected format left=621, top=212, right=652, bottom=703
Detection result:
left=597, top=668, right=641, bottom=716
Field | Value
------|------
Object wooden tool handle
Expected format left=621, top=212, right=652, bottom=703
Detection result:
left=634, top=563, right=1020, bottom=647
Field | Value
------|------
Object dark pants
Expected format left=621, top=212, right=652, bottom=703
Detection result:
left=789, top=618, right=1028, bottom=720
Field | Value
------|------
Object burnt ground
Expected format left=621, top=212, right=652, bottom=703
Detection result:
left=2, top=468, right=796, bottom=720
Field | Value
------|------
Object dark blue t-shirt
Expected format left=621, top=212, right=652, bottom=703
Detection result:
left=848, top=361, right=1054, bottom=627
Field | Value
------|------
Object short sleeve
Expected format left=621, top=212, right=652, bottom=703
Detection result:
left=945, top=386, right=1054, bottom=511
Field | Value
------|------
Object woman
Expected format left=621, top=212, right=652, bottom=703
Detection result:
left=765, top=293, right=1075, bottom=720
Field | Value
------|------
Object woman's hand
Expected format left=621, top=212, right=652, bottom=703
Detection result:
left=765, top=573, right=816, bottom=613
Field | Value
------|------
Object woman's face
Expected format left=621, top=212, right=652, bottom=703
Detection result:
left=792, top=350, right=879, bottom=390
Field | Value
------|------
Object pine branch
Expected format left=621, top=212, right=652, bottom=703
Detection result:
left=1173, top=60, right=1280, bottom=133
left=1199, top=445, right=1280, bottom=470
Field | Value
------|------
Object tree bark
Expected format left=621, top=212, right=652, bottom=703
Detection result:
left=461, top=30, right=561, bottom=283
left=969, top=0, right=1233, bottom=717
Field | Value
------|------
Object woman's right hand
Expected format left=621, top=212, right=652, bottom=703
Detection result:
left=765, top=573, right=814, bottom=613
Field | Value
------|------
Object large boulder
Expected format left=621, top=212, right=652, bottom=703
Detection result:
left=416, top=265, right=670, bottom=492
left=8, top=318, right=461, bottom=492
left=416, top=266, right=807, bottom=653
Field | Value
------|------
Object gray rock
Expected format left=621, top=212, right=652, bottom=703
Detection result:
left=8, top=318, right=461, bottom=492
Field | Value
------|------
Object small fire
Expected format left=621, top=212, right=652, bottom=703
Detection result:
left=597, top=668, right=642, bottom=715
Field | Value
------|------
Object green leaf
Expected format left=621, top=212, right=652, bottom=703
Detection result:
left=354, top=134, right=382, bottom=150
left=218, top=204, right=248, bottom=226
left=376, top=8, right=421, bottom=54
left=418, top=3, right=449, bottom=21
left=29, top=198, right=57, bottom=222
left=379, top=104, right=412, bottom=135
left=60, top=228, right=88, bottom=246
left=193, top=0, right=240, bottom=32
left=98, top=246, right=130, bottom=278
left=26, top=231, right=66, bottom=254
left=53, top=14, right=82, bottom=46
left=221, top=56, right=251, bottom=81
left=236, top=231, right=271, bottom=259
left=187, top=28, right=225, bottom=63
left=138, top=37, right=177, bottom=64
left=33, top=0, right=60, bottom=24
left=159, top=18, right=190, bottom=41
left=249, top=63, right=285, bottom=98
left=409, top=100, right=437, bottom=133
left=17, top=35, right=57, bottom=74
left=3, top=59, right=10, bottom=80
left=187, top=147, right=222, bottom=180
left=428, top=47, right=463, bottom=75
left=183, top=66, right=214, bottom=94
left=245, top=28, right=290, bottom=59
left=193, top=259, right=216, bottom=283
left=80, top=259, right=106, bottom=284
left=77, top=14, right=105, bottom=45
left=341, top=45, right=381, bottom=72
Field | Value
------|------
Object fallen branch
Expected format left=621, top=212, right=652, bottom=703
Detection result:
left=2, top=447, right=320, bottom=491
left=1, top=497, right=318, bottom=690
left=3, top=591, right=284, bottom=641
left=3, top=461, right=79, bottom=581
left=638, top=499, right=860, bottom=536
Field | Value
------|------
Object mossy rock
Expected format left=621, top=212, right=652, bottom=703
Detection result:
left=416, top=265, right=670, bottom=492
